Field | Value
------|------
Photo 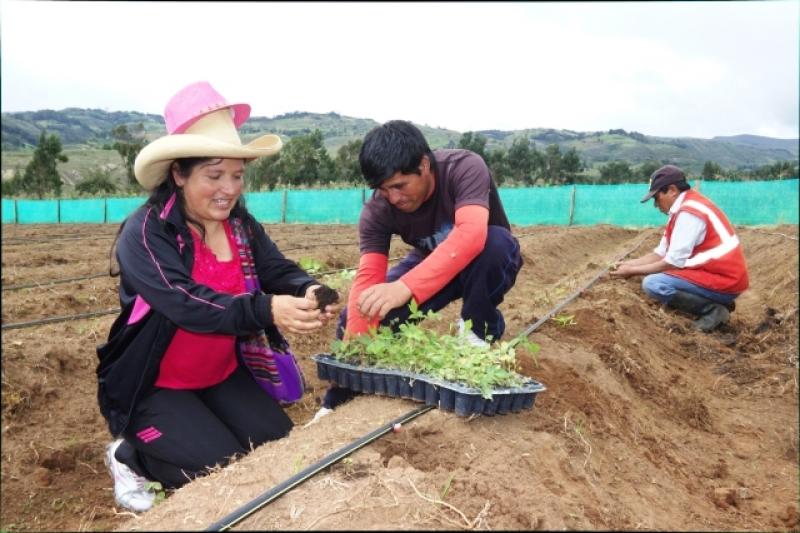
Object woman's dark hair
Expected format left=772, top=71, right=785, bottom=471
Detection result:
left=358, top=120, right=436, bottom=188
left=108, top=157, right=250, bottom=276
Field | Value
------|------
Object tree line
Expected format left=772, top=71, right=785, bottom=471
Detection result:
left=2, top=128, right=797, bottom=199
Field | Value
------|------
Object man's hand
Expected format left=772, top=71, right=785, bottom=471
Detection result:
left=271, top=294, right=323, bottom=334
left=357, top=280, right=413, bottom=321
left=609, top=264, right=637, bottom=278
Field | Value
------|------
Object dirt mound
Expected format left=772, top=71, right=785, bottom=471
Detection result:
left=1, top=224, right=797, bottom=531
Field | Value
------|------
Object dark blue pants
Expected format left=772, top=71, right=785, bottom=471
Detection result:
left=336, top=225, right=522, bottom=341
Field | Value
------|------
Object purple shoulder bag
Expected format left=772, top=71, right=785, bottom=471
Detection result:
left=231, top=219, right=306, bottom=405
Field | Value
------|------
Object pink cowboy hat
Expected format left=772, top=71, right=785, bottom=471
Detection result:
left=134, top=81, right=282, bottom=190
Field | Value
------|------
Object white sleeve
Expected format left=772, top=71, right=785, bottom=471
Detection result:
left=653, top=234, right=668, bottom=257
left=664, top=212, right=706, bottom=268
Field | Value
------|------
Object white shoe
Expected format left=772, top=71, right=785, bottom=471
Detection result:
left=456, top=319, right=489, bottom=348
left=303, top=407, right=333, bottom=428
left=104, top=439, right=155, bottom=512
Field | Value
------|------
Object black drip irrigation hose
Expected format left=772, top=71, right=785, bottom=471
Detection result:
left=1, top=308, right=120, bottom=331
left=202, top=232, right=655, bottom=531
left=204, top=405, right=434, bottom=532
left=511, top=230, right=654, bottom=345
left=0, top=231, right=650, bottom=331
left=2, top=230, right=541, bottom=292
left=1, top=234, right=117, bottom=246
left=0, top=258, right=406, bottom=328
left=2, top=272, right=109, bottom=291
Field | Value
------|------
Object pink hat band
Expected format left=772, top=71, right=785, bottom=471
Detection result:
left=163, top=81, right=251, bottom=134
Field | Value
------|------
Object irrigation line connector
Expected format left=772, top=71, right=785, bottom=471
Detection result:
left=205, top=404, right=434, bottom=532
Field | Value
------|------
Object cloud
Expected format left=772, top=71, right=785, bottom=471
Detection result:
left=1, top=1, right=797, bottom=139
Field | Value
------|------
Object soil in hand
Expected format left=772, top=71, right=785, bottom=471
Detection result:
left=314, top=285, right=340, bottom=310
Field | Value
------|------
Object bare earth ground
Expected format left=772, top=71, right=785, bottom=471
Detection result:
left=1, top=223, right=797, bottom=531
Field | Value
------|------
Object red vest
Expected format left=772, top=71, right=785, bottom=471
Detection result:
left=664, top=190, right=749, bottom=294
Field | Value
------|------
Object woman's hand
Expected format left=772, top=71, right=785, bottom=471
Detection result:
left=271, top=294, right=324, bottom=334
left=304, top=284, right=342, bottom=322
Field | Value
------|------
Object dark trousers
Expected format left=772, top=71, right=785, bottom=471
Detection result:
left=116, top=365, right=293, bottom=489
left=336, top=225, right=523, bottom=340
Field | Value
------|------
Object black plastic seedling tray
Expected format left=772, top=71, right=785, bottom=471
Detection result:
left=312, top=353, right=546, bottom=417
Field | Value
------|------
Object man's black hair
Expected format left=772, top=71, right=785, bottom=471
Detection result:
left=660, top=180, right=691, bottom=195
left=358, top=120, right=436, bottom=188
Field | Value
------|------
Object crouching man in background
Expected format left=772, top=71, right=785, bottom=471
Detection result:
left=611, top=164, right=749, bottom=332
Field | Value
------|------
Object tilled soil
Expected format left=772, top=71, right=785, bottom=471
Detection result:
left=1, top=223, right=797, bottom=531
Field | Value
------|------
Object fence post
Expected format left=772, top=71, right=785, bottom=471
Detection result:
left=281, top=190, right=287, bottom=224
left=568, top=185, right=576, bottom=226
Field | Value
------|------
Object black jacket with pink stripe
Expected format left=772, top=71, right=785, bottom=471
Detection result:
left=96, top=198, right=317, bottom=436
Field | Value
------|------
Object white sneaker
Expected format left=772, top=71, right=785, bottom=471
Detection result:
left=303, top=407, right=333, bottom=428
left=104, top=439, right=155, bottom=512
left=456, top=319, right=490, bottom=348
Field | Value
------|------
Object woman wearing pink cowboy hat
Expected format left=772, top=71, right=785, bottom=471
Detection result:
left=95, top=81, right=341, bottom=512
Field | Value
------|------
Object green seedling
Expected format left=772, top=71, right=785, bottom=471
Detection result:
left=321, top=268, right=355, bottom=290
left=144, top=481, right=166, bottom=505
left=340, top=457, right=354, bottom=476
left=292, top=454, right=305, bottom=475
left=440, top=472, right=456, bottom=500
left=330, top=301, right=540, bottom=399
left=552, top=314, right=577, bottom=327
left=298, top=257, right=325, bottom=275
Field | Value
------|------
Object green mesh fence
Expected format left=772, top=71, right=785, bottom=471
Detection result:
left=285, top=188, right=364, bottom=224
left=2, top=179, right=797, bottom=226
left=571, top=182, right=678, bottom=226
left=697, top=179, right=799, bottom=225
left=245, top=191, right=284, bottom=223
left=59, top=198, right=106, bottom=223
left=16, top=199, right=59, bottom=224
left=500, top=186, right=573, bottom=225
left=2, top=199, right=15, bottom=224
left=106, top=197, right=146, bottom=223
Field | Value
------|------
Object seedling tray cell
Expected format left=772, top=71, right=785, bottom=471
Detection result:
left=312, top=354, right=545, bottom=417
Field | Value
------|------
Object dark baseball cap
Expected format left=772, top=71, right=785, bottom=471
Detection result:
left=641, top=165, right=687, bottom=203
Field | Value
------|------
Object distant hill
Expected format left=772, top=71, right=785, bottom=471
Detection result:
left=1, top=108, right=797, bottom=175
left=711, top=134, right=799, bottom=152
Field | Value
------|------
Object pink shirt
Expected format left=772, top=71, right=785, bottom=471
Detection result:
left=155, top=221, right=247, bottom=389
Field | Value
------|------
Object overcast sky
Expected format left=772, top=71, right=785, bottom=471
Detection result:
left=1, top=1, right=798, bottom=139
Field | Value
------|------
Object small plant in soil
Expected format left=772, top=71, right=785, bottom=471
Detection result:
left=313, top=285, right=340, bottom=310
left=298, top=257, right=324, bottom=275
left=144, top=481, right=166, bottom=505
left=552, top=313, right=577, bottom=327
left=321, top=268, right=355, bottom=290
left=330, top=301, right=540, bottom=399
